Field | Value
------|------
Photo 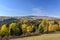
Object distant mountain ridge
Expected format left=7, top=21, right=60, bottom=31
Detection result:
left=0, top=17, right=18, bottom=26
left=0, top=16, right=60, bottom=26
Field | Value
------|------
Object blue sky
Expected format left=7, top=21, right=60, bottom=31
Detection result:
left=0, top=0, right=60, bottom=17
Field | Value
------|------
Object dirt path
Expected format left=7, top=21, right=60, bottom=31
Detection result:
left=10, top=34, right=60, bottom=40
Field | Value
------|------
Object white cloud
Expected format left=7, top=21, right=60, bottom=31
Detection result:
left=31, top=7, right=60, bottom=18
left=31, top=7, right=46, bottom=16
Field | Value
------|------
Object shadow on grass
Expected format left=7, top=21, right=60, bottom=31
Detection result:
left=9, top=33, right=41, bottom=39
left=10, top=31, right=60, bottom=39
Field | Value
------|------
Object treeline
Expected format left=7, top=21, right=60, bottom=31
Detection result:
left=0, top=18, right=60, bottom=37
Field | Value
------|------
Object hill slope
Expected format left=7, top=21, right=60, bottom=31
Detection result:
left=10, top=33, right=60, bottom=40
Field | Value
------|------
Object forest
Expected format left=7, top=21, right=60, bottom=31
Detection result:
left=0, top=18, right=60, bottom=40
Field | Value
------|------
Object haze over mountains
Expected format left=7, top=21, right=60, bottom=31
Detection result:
left=0, top=16, right=60, bottom=26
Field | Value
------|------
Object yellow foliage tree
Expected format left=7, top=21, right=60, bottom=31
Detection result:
left=1, top=24, right=9, bottom=36
left=9, top=23, right=20, bottom=35
left=38, top=24, right=44, bottom=33
left=9, top=23, right=17, bottom=30
left=48, top=23, right=53, bottom=31
left=53, top=24, right=59, bottom=31
left=1, top=24, right=8, bottom=33
left=27, top=26, right=32, bottom=33
left=41, top=18, right=47, bottom=27
left=40, top=18, right=48, bottom=32
left=27, top=25, right=35, bottom=33
left=21, top=24, right=27, bottom=34
left=48, top=23, right=58, bottom=32
left=58, top=21, right=60, bottom=30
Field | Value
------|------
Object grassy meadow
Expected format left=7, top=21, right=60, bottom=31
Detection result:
left=10, top=32, right=60, bottom=40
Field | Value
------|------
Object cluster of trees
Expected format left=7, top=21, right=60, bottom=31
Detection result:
left=0, top=18, right=60, bottom=37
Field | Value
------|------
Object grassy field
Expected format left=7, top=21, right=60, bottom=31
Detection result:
left=10, top=32, right=60, bottom=40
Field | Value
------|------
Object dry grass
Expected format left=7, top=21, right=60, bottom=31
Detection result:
left=10, top=33, right=60, bottom=40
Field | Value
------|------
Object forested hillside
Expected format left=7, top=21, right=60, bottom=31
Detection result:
left=0, top=16, right=60, bottom=38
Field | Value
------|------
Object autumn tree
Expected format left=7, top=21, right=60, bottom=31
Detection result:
left=21, top=24, right=27, bottom=35
left=0, top=24, right=9, bottom=37
left=39, top=18, right=48, bottom=33
left=38, top=22, right=44, bottom=33
left=48, top=23, right=53, bottom=32
left=53, top=24, right=59, bottom=31
left=9, top=23, right=21, bottom=36
left=48, top=22, right=58, bottom=32
left=58, top=21, right=60, bottom=30
left=27, top=25, right=35, bottom=33
left=9, top=23, right=17, bottom=35
left=54, top=19, right=58, bottom=25
left=16, top=23, right=23, bottom=35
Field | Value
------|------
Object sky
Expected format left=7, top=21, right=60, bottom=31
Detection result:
left=0, top=0, right=60, bottom=17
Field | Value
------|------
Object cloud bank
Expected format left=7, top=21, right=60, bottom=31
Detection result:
left=31, top=7, right=60, bottom=18
left=31, top=7, right=46, bottom=16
